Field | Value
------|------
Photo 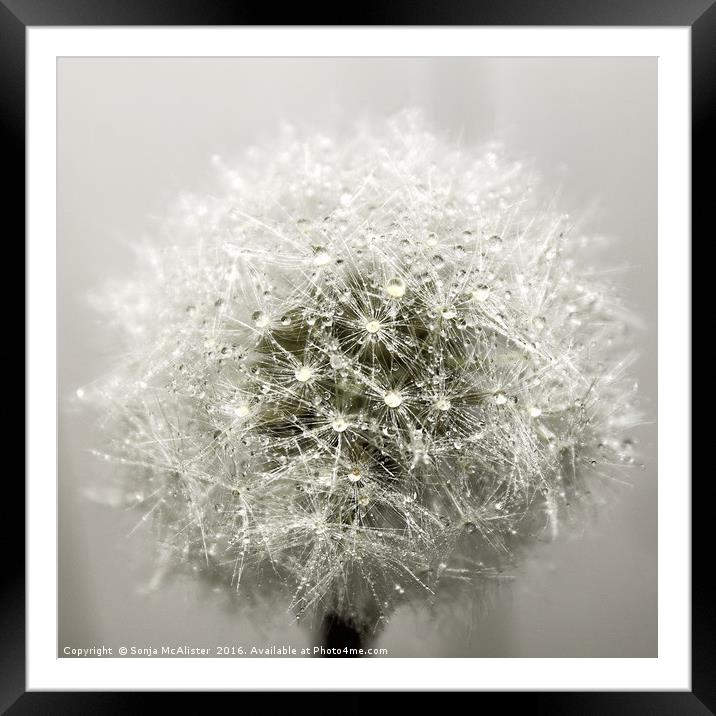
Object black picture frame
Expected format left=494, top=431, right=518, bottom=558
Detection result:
left=8, top=0, right=704, bottom=710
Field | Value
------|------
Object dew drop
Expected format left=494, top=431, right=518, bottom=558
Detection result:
left=235, top=403, right=250, bottom=418
left=494, top=391, right=508, bottom=406
left=472, top=285, right=491, bottom=302
left=252, top=310, right=270, bottom=328
left=294, top=366, right=314, bottom=383
left=365, top=320, right=381, bottom=334
left=488, top=235, right=503, bottom=253
left=385, top=277, right=406, bottom=299
left=331, top=417, right=349, bottom=433
left=312, top=247, right=331, bottom=266
left=435, top=397, right=451, bottom=412
left=384, top=390, right=403, bottom=408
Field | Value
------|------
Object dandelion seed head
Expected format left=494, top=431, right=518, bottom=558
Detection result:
left=85, top=110, right=642, bottom=635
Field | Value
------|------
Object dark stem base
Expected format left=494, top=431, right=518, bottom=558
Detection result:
left=319, top=612, right=366, bottom=657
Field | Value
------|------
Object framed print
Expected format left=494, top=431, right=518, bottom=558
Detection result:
left=11, top=0, right=705, bottom=710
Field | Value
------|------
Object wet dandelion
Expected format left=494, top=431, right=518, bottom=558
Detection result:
left=82, top=111, right=641, bottom=648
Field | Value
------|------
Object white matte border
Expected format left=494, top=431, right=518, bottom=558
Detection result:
left=28, top=26, right=691, bottom=691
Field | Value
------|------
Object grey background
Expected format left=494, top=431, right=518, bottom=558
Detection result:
left=58, top=57, right=657, bottom=658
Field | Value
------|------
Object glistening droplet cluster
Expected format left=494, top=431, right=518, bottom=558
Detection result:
left=85, top=112, right=640, bottom=634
